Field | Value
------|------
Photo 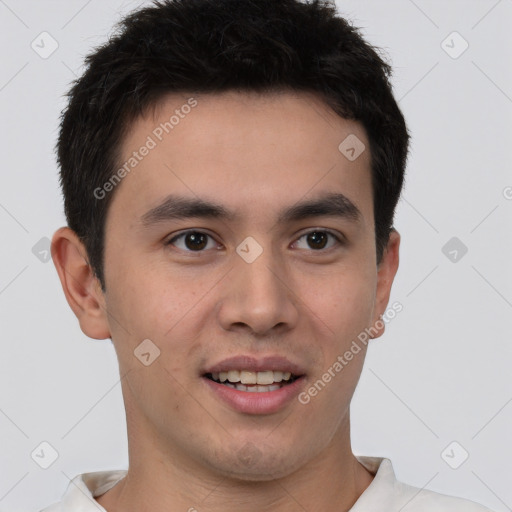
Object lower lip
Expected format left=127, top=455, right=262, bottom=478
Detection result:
left=202, top=376, right=306, bottom=415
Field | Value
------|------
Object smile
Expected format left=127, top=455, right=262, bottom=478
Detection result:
left=205, top=370, right=300, bottom=392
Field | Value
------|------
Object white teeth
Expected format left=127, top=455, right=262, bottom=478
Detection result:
left=273, top=371, right=284, bottom=382
left=240, top=370, right=257, bottom=384
left=210, top=370, right=295, bottom=384
left=256, top=371, right=274, bottom=385
left=227, top=370, right=240, bottom=383
left=234, top=383, right=283, bottom=392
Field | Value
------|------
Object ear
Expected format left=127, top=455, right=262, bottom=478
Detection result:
left=51, top=226, right=111, bottom=340
left=370, top=229, right=400, bottom=339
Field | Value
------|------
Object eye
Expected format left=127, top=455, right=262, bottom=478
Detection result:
left=166, top=230, right=219, bottom=252
left=165, top=229, right=344, bottom=254
left=292, top=230, right=343, bottom=251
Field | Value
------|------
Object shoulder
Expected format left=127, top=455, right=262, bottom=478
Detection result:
left=402, top=486, right=494, bottom=511
left=38, top=469, right=126, bottom=512
left=392, top=476, right=494, bottom=511
left=353, top=456, right=495, bottom=512
left=39, top=503, right=62, bottom=512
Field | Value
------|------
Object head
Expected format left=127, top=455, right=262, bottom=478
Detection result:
left=52, top=0, right=408, bottom=482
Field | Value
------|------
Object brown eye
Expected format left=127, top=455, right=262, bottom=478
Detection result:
left=306, top=231, right=328, bottom=250
left=167, top=231, right=216, bottom=251
left=293, top=230, right=342, bottom=251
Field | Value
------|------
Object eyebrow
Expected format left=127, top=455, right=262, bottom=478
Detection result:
left=140, top=192, right=362, bottom=227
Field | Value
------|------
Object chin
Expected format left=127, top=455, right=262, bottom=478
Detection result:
left=206, top=443, right=309, bottom=482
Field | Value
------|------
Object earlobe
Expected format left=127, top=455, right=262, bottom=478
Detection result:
left=51, top=226, right=111, bottom=340
left=370, top=229, right=400, bottom=339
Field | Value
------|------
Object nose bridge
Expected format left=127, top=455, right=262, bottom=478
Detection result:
left=238, top=241, right=284, bottom=298
left=217, top=238, right=299, bottom=333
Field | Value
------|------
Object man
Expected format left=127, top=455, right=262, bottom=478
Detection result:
left=44, top=0, right=494, bottom=510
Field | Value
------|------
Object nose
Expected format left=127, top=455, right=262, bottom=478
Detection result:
left=217, top=244, right=300, bottom=336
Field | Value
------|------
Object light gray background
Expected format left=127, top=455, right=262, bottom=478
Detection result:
left=0, top=1, right=511, bottom=511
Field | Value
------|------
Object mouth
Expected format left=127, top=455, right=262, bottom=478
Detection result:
left=204, top=370, right=302, bottom=392
left=201, top=355, right=307, bottom=414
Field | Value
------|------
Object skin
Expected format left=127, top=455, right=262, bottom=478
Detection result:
left=52, top=90, right=400, bottom=512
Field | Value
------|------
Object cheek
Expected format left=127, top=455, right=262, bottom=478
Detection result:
left=298, top=274, right=374, bottom=415
left=106, top=253, right=190, bottom=330
left=296, top=264, right=377, bottom=339
left=105, top=257, right=214, bottom=374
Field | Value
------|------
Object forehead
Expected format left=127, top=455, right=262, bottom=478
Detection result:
left=108, top=90, right=373, bottom=229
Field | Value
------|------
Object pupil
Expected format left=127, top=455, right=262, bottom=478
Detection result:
left=186, top=232, right=207, bottom=250
left=184, top=232, right=328, bottom=251
left=308, top=231, right=327, bottom=250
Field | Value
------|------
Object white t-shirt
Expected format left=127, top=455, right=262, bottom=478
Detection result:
left=39, top=456, right=494, bottom=511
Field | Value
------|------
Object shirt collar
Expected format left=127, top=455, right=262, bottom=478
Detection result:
left=58, top=469, right=127, bottom=511
left=351, top=456, right=399, bottom=510
left=53, top=456, right=392, bottom=511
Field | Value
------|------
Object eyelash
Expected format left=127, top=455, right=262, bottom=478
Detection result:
left=165, top=229, right=345, bottom=254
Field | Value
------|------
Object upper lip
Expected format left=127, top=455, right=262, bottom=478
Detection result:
left=202, top=355, right=306, bottom=376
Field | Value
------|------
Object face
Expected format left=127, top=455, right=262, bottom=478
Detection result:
left=55, top=90, right=399, bottom=482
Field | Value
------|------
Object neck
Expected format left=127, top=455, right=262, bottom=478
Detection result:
left=96, top=391, right=375, bottom=512
left=96, top=434, right=374, bottom=512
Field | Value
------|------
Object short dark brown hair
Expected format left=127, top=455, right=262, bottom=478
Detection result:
left=56, top=0, right=410, bottom=290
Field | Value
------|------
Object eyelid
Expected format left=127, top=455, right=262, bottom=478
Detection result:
left=292, top=228, right=345, bottom=249
left=165, top=228, right=346, bottom=252
left=166, top=229, right=221, bottom=251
